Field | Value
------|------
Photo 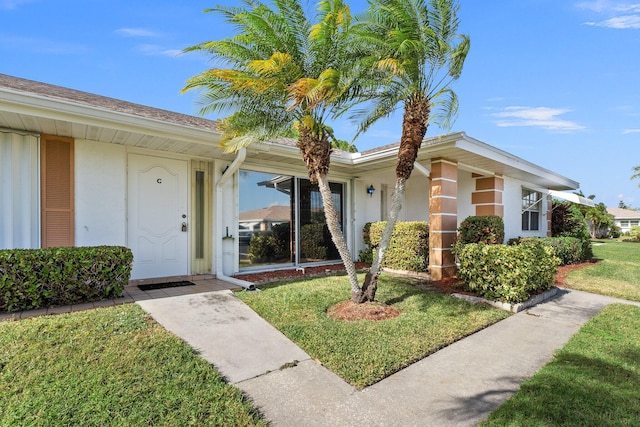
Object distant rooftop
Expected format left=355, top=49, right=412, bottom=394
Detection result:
left=607, top=207, right=640, bottom=219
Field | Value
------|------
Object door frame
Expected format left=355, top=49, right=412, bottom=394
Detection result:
left=127, top=153, right=190, bottom=280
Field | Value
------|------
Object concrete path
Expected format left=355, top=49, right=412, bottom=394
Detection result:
left=137, top=288, right=640, bottom=427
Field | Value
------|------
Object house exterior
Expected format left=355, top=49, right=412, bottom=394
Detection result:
left=0, top=74, right=580, bottom=282
left=606, top=207, right=640, bottom=234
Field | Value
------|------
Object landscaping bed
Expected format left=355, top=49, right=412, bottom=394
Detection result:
left=236, top=273, right=510, bottom=389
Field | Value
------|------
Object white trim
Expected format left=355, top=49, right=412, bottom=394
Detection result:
left=548, top=190, right=595, bottom=207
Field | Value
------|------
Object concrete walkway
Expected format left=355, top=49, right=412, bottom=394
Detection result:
left=137, top=287, right=640, bottom=427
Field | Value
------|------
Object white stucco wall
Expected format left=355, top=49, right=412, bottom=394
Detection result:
left=401, top=175, right=429, bottom=221
left=503, top=177, right=548, bottom=241
left=75, top=139, right=127, bottom=246
left=456, top=170, right=475, bottom=227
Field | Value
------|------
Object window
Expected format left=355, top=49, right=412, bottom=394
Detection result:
left=238, top=170, right=344, bottom=269
left=522, top=189, right=541, bottom=231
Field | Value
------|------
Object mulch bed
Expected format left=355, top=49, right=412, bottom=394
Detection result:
left=234, top=262, right=369, bottom=285
left=233, top=260, right=599, bottom=321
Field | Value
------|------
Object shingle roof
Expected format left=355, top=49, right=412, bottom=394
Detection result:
left=0, top=73, right=219, bottom=132
left=239, top=205, right=291, bottom=221
left=607, top=207, right=640, bottom=219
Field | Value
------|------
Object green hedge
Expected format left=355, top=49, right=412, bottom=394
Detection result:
left=516, top=236, right=585, bottom=265
left=458, top=215, right=505, bottom=245
left=0, top=246, right=133, bottom=312
left=300, top=223, right=327, bottom=260
left=365, top=221, right=429, bottom=272
left=455, top=243, right=560, bottom=303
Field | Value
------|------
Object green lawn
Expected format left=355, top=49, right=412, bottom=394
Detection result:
left=565, top=240, right=640, bottom=302
left=236, top=273, right=510, bottom=389
left=481, top=303, right=640, bottom=426
left=0, top=304, right=266, bottom=426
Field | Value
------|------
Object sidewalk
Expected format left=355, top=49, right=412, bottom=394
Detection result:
left=137, top=287, right=640, bottom=427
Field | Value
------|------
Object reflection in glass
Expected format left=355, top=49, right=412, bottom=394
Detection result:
left=239, top=171, right=294, bottom=269
left=298, top=179, right=343, bottom=263
left=238, top=170, right=344, bottom=270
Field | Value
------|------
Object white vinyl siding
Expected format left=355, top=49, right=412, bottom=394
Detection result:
left=0, top=131, right=40, bottom=249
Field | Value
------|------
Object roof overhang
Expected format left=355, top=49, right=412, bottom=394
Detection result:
left=0, top=75, right=581, bottom=190
left=0, top=82, right=234, bottom=161
left=351, top=132, right=579, bottom=190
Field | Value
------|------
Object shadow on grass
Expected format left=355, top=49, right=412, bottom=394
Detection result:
left=480, top=350, right=640, bottom=426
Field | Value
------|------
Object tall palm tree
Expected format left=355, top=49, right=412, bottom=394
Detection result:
left=182, top=0, right=363, bottom=297
left=351, top=0, right=470, bottom=302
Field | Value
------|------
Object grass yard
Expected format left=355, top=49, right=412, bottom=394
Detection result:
left=0, top=304, right=266, bottom=426
left=481, top=303, right=640, bottom=426
left=236, top=273, right=510, bottom=389
left=565, top=240, right=640, bottom=302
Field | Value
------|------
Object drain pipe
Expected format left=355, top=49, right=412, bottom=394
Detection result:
left=215, top=148, right=257, bottom=291
left=413, top=162, right=430, bottom=178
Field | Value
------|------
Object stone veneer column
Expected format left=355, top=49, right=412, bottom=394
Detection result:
left=472, top=175, right=504, bottom=217
left=429, top=159, right=458, bottom=281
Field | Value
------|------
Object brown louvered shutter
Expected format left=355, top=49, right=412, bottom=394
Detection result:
left=41, top=135, right=74, bottom=247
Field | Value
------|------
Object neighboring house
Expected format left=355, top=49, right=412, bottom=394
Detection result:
left=606, top=207, right=640, bottom=234
left=0, top=74, right=581, bottom=282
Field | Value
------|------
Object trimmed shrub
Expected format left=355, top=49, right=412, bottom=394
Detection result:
left=551, top=201, right=593, bottom=260
left=630, top=226, right=640, bottom=241
left=248, top=224, right=291, bottom=264
left=518, top=236, right=584, bottom=266
left=0, top=246, right=132, bottom=312
left=300, top=223, right=327, bottom=260
left=271, top=222, right=291, bottom=259
left=456, top=243, right=560, bottom=303
left=358, top=221, right=374, bottom=264
left=367, top=221, right=429, bottom=272
left=248, top=233, right=278, bottom=263
left=458, top=216, right=505, bottom=245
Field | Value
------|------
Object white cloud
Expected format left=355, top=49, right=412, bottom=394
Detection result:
left=115, top=28, right=159, bottom=38
left=578, top=1, right=640, bottom=13
left=579, top=1, right=640, bottom=28
left=492, top=106, right=586, bottom=131
left=0, top=0, right=34, bottom=10
left=623, top=128, right=640, bottom=134
left=585, top=14, right=640, bottom=28
left=135, top=44, right=181, bottom=57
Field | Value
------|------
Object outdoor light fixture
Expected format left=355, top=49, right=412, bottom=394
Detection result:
left=367, top=185, right=375, bottom=197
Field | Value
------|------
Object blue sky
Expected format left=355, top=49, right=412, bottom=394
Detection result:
left=2, top=0, right=639, bottom=208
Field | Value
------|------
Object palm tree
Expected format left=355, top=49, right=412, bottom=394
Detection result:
left=350, top=0, right=470, bottom=303
left=182, top=0, right=364, bottom=297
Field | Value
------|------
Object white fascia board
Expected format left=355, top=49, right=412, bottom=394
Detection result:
left=0, top=88, right=221, bottom=145
left=455, top=135, right=579, bottom=190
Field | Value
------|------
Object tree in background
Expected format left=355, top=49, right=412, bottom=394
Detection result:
left=349, top=0, right=470, bottom=302
left=183, top=0, right=365, bottom=297
left=631, top=165, right=640, bottom=186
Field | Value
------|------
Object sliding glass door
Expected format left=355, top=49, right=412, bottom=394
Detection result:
left=238, top=169, right=343, bottom=270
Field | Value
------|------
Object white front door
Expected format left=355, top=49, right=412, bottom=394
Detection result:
left=128, top=154, right=189, bottom=279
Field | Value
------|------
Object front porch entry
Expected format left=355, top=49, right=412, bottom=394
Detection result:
left=127, top=154, right=189, bottom=279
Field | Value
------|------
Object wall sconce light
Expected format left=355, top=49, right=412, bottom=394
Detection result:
left=367, top=185, right=375, bottom=197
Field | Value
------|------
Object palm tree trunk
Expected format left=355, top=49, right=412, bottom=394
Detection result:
left=356, top=98, right=430, bottom=303
left=297, top=124, right=360, bottom=296
left=315, top=172, right=360, bottom=296
left=355, top=177, right=406, bottom=303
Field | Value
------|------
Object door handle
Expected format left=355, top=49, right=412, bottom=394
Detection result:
left=181, top=222, right=188, bottom=232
